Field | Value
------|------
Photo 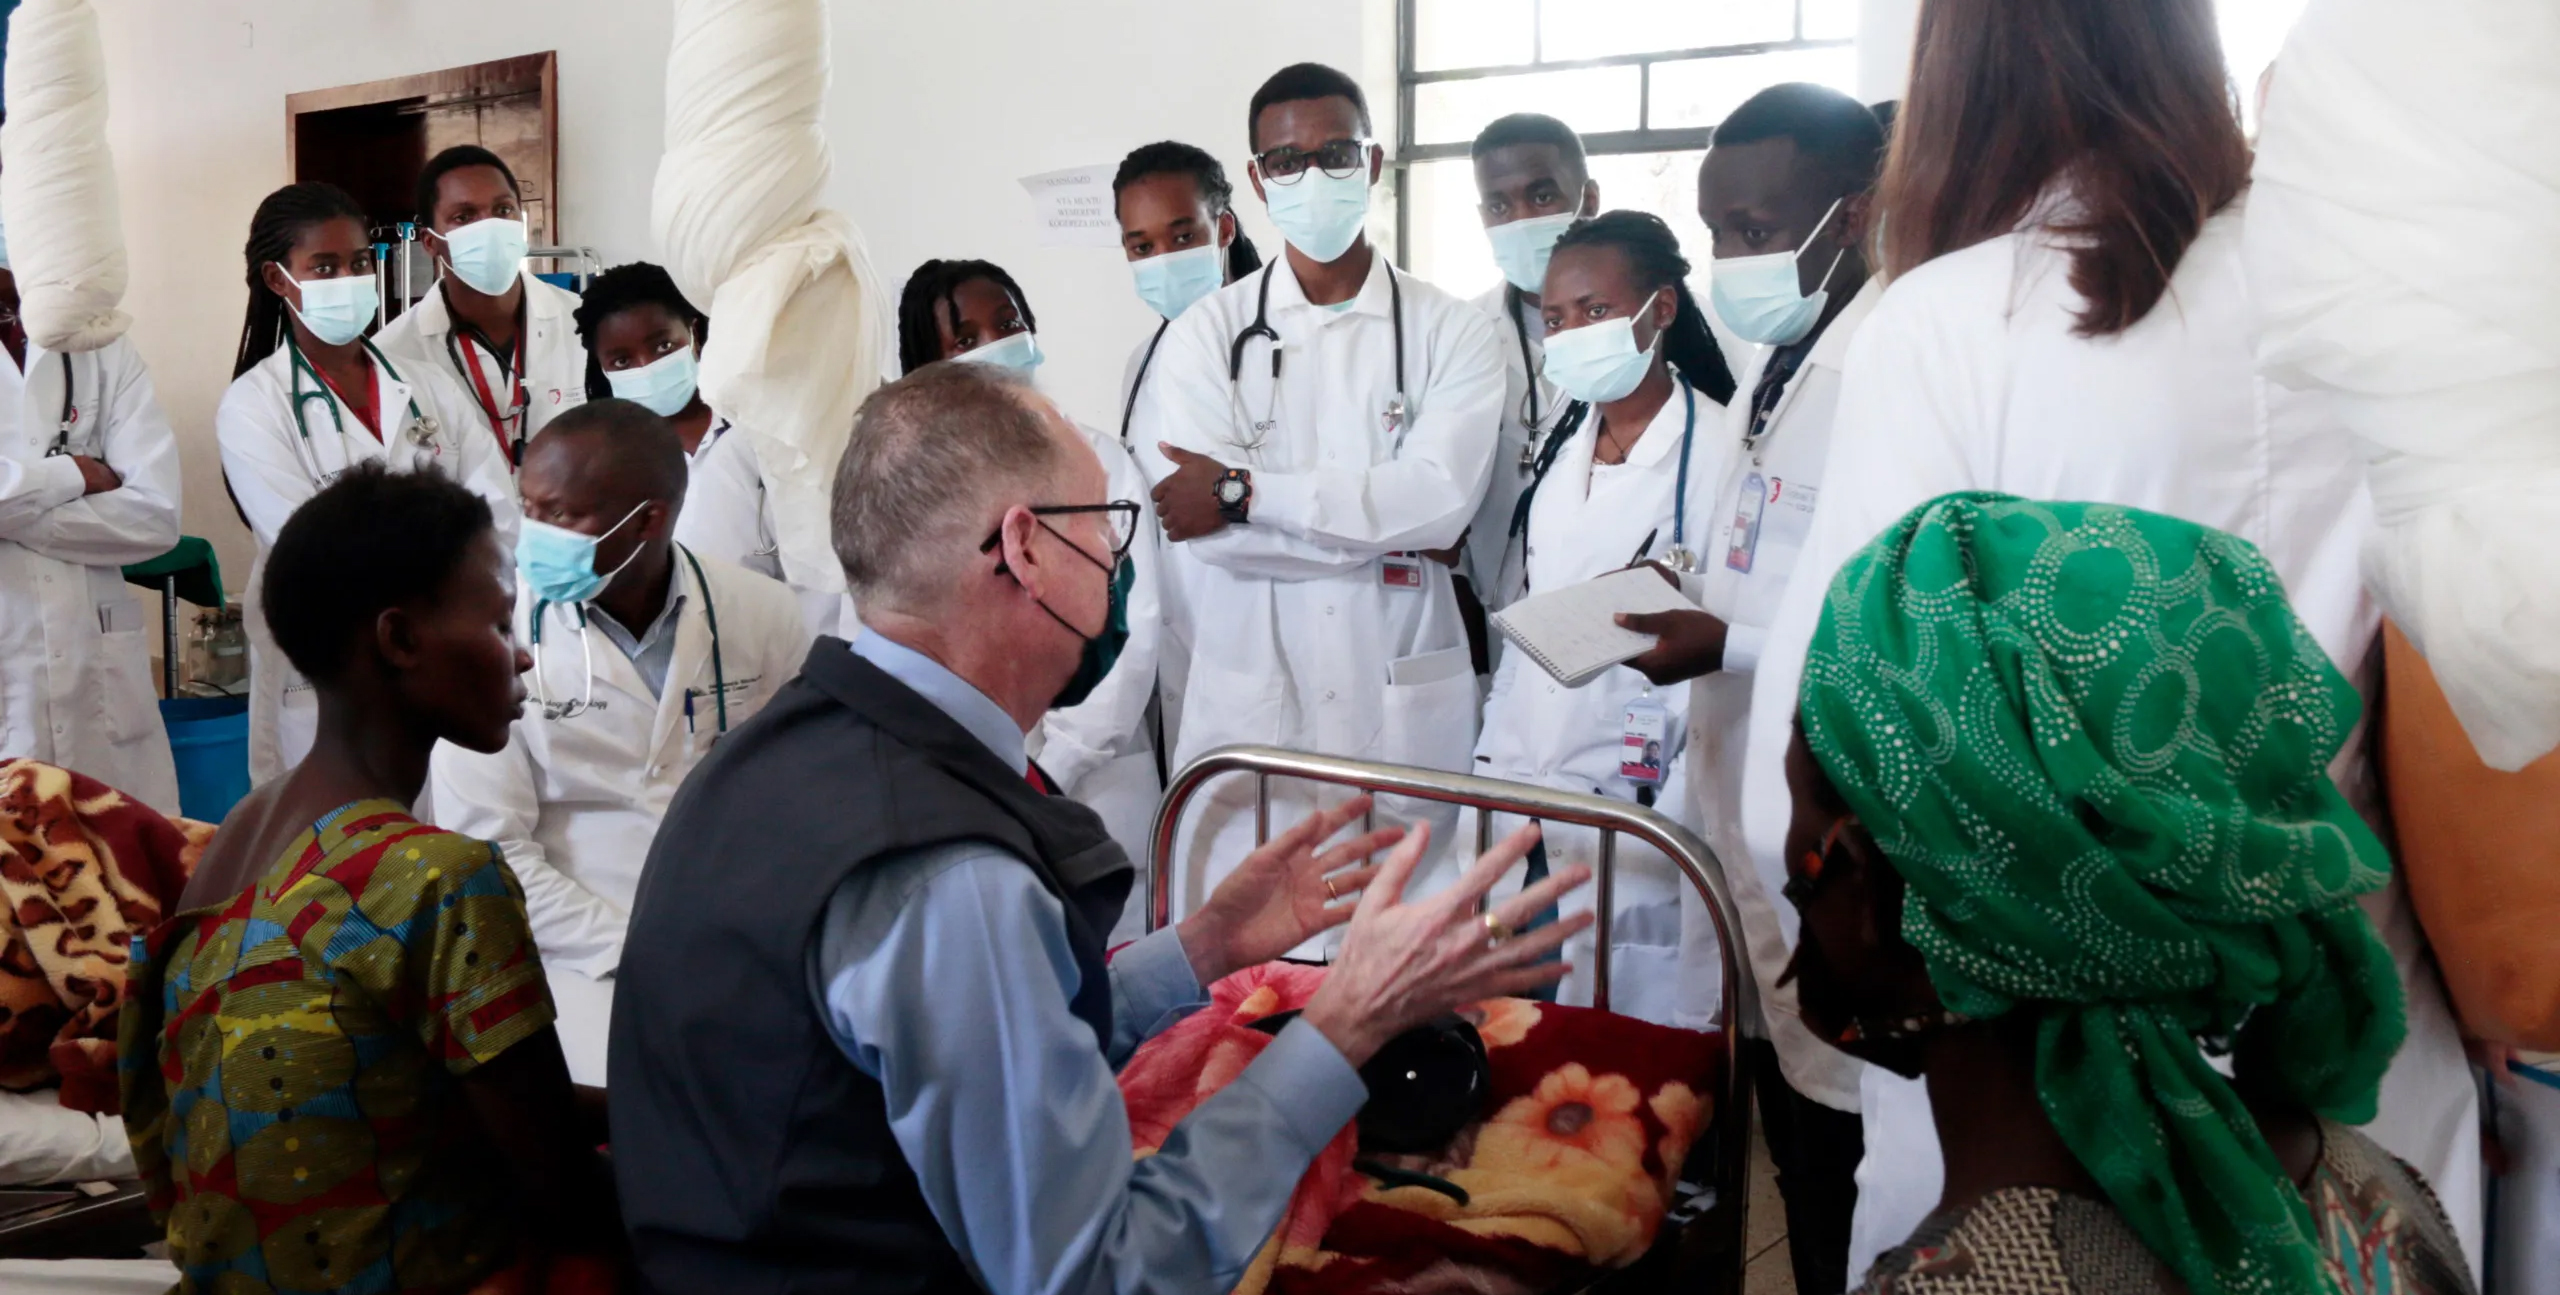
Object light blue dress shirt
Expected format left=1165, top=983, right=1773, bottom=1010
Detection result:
left=585, top=561, right=686, bottom=697
left=811, top=632, right=1369, bottom=1295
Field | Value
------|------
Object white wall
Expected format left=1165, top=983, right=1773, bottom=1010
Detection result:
left=94, top=0, right=1393, bottom=588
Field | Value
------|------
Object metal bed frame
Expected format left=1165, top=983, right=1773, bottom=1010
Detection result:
left=1147, top=745, right=1759, bottom=1293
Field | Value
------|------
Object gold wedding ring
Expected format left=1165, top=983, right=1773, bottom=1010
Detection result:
left=1323, top=877, right=1340, bottom=903
left=1482, top=912, right=1514, bottom=944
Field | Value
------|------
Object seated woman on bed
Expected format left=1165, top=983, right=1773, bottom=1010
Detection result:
left=1778, top=493, right=2474, bottom=1294
left=117, top=463, right=622, bottom=1294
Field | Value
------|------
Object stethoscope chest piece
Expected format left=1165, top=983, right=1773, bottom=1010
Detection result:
left=1661, top=546, right=1698, bottom=574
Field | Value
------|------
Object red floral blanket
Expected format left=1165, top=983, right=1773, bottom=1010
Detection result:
left=0, top=759, right=209, bottom=1112
left=1119, top=963, right=1724, bottom=1295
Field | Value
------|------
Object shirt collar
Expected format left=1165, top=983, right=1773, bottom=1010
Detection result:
left=586, top=559, right=688, bottom=654
left=849, top=631, right=1028, bottom=774
left=1271, top=247, right=1394, bottom=321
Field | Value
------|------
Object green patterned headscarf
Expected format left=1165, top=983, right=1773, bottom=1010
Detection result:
left=1798, top=494, right=2406, bottom=1295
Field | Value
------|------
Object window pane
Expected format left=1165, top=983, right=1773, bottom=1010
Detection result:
left=1802, top=0, right=1859, bottom=40
left=1541, top=0, right=1797, bottom=61
left=1648, top=47, right=1860, bottom=131
left=1412, top=65, right=1643, bottom=148
left=1404, top=159, right=1501, bottom=300
left=1412, top=0, right=1534, bottom=71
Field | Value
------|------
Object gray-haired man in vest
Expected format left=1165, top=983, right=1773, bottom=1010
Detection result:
left=610, top=362, right=1594, bottom=1293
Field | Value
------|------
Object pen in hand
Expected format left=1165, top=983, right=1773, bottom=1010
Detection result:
left=1625, top=527, right=1659, bottom=569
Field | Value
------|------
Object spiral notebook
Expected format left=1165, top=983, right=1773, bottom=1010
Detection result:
left=1491, top=567, right=1697, bottom=688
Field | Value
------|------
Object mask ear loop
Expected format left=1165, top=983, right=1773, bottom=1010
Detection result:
left=583, top=501, right=655, bottom=600
left=1793, top=197, right=1850, bottom=302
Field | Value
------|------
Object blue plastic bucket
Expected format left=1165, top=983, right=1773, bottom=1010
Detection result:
left=160, top=696, right=250, bottom=823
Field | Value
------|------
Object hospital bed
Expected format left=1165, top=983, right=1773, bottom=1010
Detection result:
left=1148, top=745, right=1758, bottom=1294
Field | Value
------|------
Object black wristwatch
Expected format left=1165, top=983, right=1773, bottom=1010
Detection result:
left=1215, top=467, right=1253, bottom=525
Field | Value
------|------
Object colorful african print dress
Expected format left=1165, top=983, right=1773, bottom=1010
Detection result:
left=118, top=799, right=557, bottom=1295
left=1854, top=1121, right=2476, bottom=1294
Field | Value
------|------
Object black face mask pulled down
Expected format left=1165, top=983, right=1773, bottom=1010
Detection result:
left=1003, top=518, right=1132, bottom=710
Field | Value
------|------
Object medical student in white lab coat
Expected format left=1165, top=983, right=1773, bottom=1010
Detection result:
left=1111, top=145, right=1264, bottom=757
left=1608, top=81, right=1887, bottom=1295
left=375, top=145, right=587, bottom=470
left=216, top=182, right=516, bottom=784
left=571, top=261, right=838, bottom=638
left=0, top=229, right=183, bottom=813
left=1131, top=62, right=1504, bottom=932
left=431, top=402, right=809, bottom=1084
left=1471, top=212, right=1730, bottom=1026
left=1463, top=113, right=1598, bottom=615
left=1730, top=3, right=2484, bottom=1280
left=894, top=257, right=1165, bottom=897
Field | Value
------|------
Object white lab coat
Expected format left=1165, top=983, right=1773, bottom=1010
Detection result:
left=430, top=550, right=809, bottom=1084
left=1466, top=282, right=1557, bottom=617
left=0, top=339, right=181, bottom=813
left=1027, top=424, right=1163, bottom=940
left=217, top=343, right=517, bottom=785
left=1667, top=280, right=1882, bottom=1109
left=1130, top=255, right=1503, bottom=931
left=1733, top=202, right=2483, bottom=1282
left=673, top=415, right=853, bottom=637
left=1471, top=376, right=1726, bottom=1025
left=374, top=271, right=589, bottom=463
left=1122, top=329, right=1196, bottom=780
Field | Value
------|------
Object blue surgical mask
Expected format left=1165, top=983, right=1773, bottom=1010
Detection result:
left=1486, top=211, right=1579, bottom=295
left=441, top=215, right=529, bottom=296
left=1710, top=198, right=1847, bottom=346
left=282, top=270, right=380, bottom=348
left=1131, top=244, right=1224, bottom=320
left=515, top=503, right=647, bottom=607
left=607, top=346, right=700, bottom=418
left=1261, top=166, right=1371, bottom=263
left=1541, top=290, right=1664, bottom=405
left=954, top=330, right=1043, bottom=372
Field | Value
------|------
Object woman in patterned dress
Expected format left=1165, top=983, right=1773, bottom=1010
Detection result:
left=1778, top=493, right=2474, bottom=1295
left=118, top=463, right=622, bottom=1294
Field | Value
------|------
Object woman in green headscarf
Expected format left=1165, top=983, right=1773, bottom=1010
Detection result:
left=1780, top=493, right=2473, bottom=1294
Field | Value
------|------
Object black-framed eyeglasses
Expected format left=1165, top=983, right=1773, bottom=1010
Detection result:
left=979, top=501, right=1141, bottom=565
left=1254, top=137, right=1372, bottom=184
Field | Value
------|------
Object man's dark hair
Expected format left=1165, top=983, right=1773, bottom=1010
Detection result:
left=1712, top=83, right=1888, bottom=193
left=1469, top=112, right=1588, bottom=176
left=1111, top=141, right=1265, bottom=281
left=896, top=259, right=1036, bottom=376
left=414, top=144, right=521, bottom=226
left=525, top=398, right=692, bottom=506
left=1247, top=62, right=1370, bottom=151
left=262, top=462, right=495, bottom=686
left=574, top=262, right=711, bottom=400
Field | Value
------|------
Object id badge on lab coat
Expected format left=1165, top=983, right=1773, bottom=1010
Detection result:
left=1382, top=553, right=1425, bottom=589
left=1726, top=472, right=1767, bottom=574
left=1618, top=694, right=1670, bottom=787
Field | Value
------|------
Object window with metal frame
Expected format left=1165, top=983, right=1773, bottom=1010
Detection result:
left=1393, top=0, right=1859, bottom=300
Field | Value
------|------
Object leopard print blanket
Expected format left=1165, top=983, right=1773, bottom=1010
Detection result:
left=0, top=759, right=210, bottom=1113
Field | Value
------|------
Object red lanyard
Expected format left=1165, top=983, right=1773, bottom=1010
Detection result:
left=457, top=329, right=526, bottom=464
left=312, top=359, right=382, bottom=442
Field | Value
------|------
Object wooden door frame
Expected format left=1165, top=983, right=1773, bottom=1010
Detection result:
left=284, top=51, right=559, bottom=243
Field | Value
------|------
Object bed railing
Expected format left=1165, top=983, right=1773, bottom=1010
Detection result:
left=1146, top=745, right=1758, bottom=1292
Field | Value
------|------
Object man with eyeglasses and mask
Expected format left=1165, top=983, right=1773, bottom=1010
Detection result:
left=429, top=398, right=809, bottom=1085
left=611, top=362, right=1592, bottom=1294
left=1131, top=62, right=1504, bottom=929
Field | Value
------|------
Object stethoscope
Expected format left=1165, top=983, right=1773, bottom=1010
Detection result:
left=284, top=333, right=438, bottom=485
left=529, top=544, right=729, bottom=734
left=1507, top=286, right=1560, bottom=465
left=1506, top=373, right=1700, bottom=583
left=40, top=352, right=80, bottom=457
left=1223, top=260, right=1407, bottom=455
left=1120, top=318, right=1169, bottom=447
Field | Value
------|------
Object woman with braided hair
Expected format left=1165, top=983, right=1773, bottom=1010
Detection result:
left=1782, top=492, right=2474, bottom=1294
left=216, top=181, right=513, bottom=784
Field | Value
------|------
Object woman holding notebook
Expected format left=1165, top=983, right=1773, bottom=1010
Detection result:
left=1470, top=211, right=1732, bottom=1026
